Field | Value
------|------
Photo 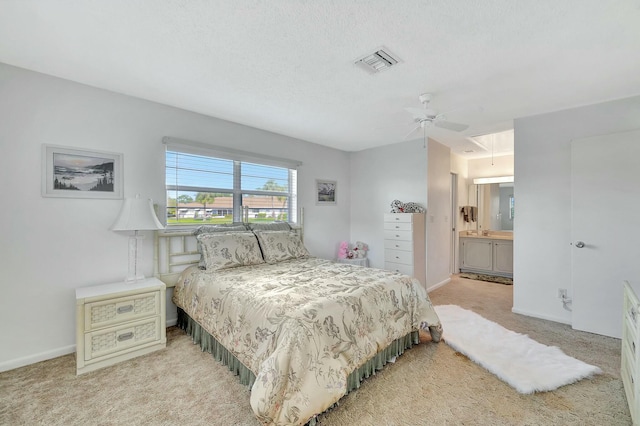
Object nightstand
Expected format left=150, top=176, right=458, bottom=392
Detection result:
left=75, top=277, right=166, bottom=375
left=336, top=258, right=370, bottom=267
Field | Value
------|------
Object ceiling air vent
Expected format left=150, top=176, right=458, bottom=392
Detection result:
left=355, top=47, right=401, bottom=74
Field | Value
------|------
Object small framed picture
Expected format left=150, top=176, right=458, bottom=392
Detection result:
left=316, top=179, right=336, bottom=205
left=42, top=144, right=123, bottom=199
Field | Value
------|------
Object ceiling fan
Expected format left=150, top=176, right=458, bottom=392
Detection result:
left=404, top=93, right=470, bottom=143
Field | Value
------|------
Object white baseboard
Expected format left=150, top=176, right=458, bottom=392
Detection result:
left=427, top=277, right=451, bottom=293
left=1, top=321, right=178, bottom=373
left=0, top=344, right=76, bottom=373
left=511, top=307, right=572, bottom=326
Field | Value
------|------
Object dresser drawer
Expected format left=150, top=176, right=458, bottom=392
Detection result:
left=384, top=221, right=413, bottom=231
left=384, top=239, right=413, bottom=251
left=384, top=213, right=413, bottom=223
left=85, top=290, right=160, bottom=331
left=385, top=249, right=413, bottom=265
left=384, top=229, right=412, bottom=241
left=85, top=316, right=162, bottom=361
left=384, top=261, right=413, bottom=276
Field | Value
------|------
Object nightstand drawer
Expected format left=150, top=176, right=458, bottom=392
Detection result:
left=85, top=290, right=160, bottom=331
left=622, top=349, right=636, bottom=420
left=625, top=287, right=640, bottom=336
left=624, top=315, right=638, bottom=363
left=622, top=280, right=640, bottom=424
left=85, top=316, right=162, bottom=361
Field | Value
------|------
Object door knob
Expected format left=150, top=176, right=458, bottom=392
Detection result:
left=575, top=241, right=585, bottom=248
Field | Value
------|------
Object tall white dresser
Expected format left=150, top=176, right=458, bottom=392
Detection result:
left=622, top=280, right=640, bottom=423
left=384, top=213, right=426, bottom=288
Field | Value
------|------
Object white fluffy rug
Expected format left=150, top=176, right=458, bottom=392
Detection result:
left=434, top=305, right=602, bottom=394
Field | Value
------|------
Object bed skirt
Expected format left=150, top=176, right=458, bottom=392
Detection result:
left=176, top=308, right=420, bottom=424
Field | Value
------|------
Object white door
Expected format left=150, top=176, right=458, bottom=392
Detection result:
left=571, top=129, right=640, bottom=338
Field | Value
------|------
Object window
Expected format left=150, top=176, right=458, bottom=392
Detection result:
left=164, top=140, right=299, bottom=226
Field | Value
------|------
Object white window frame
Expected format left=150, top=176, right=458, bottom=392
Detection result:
left=163, top=137, right=300, bottom=226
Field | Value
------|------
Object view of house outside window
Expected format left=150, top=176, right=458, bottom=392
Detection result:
left=165, top=150, right=297, bottom=226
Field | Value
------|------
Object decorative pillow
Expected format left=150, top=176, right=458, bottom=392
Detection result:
left=253, top=230, right=309, bottom=264
left=193, top=225, right=249, bottom=268
left=197, top=232, right=265, bottom=271
left=247, top=222, right=291, bottom=231
left=193, top=224, right=247, bottom=236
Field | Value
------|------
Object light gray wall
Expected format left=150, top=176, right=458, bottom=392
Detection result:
left=426, top=138, right=452, bottom=288
left=451, top=153, right=469, bottom=271
left=513, top=95, right=640, bottom=324
left=0, top=63, right=351, bottom=370
left=349, top=140, right=427, bottom=272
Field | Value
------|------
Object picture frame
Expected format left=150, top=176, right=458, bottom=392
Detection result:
left=42, top=144, right=123, bottom=199
left=316, top=179, right=336, bottom=205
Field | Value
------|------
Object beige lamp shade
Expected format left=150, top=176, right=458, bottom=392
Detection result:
left=112, top=195, right=164, bottom=231
left=111, top=195, right=163, bottom=282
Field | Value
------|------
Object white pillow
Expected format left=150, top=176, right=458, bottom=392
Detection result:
left=197, top=232, right=264, bottom=271
left=253, top=230, right=309, bottom=264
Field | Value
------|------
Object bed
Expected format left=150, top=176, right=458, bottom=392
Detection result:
left=155, top=223, right=442, bottom=426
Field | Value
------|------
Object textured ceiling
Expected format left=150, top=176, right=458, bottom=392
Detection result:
left=1, top=1, right=639, bottom=158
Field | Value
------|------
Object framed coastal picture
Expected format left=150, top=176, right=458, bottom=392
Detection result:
left=316, top=179, right=336, bottom=205
left=42, top=144, right=123, bottom=199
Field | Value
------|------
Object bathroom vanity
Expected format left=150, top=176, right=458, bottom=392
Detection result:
left=459, top=231, right=513, bottom=278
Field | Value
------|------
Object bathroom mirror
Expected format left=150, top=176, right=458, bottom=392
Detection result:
left=468, top=182, right=514, bottom=232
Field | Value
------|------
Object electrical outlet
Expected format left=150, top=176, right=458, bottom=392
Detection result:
left=557, top=289, right=567, bottom=299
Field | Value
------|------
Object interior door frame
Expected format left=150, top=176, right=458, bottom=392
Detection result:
left=450, top=172, right=458, bottom=274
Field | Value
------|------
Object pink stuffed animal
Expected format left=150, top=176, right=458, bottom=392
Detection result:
left=337, top=241, right=349, bottom=259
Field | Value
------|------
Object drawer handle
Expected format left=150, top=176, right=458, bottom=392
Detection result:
left=395, top=226, right=400, bottom=229
left=395, top=256, right=400, bottom=259
left=396, top=234, right=400, bottom=237
left=395, top=245, right=399, bottom=248
left=117, top=305, right=134, bottom=314
left=633, top=341, right=636, bottom=354
left=117, top=332, right=134, bottom=342
left=395, top=218, right=400, bottom=221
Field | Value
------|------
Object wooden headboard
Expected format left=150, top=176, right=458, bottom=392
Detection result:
left=153, top=230, right=200, bottom=288
left=154, top=225, right=303, bottom=288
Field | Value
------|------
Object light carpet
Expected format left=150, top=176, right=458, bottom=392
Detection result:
left=435, top=304, right=602, bottom=394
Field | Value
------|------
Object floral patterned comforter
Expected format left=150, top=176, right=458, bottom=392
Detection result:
left=172, top=258, right=442, bottom=425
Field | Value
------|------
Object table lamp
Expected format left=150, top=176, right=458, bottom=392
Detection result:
left=111, top=194, right=164, bottom=282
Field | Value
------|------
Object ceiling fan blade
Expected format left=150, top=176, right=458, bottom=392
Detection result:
left=403, top=124, right=422, bottom=140
left=435, top=120, right=469, bottom=132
